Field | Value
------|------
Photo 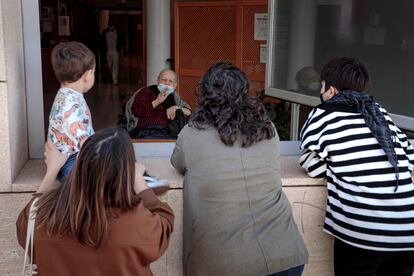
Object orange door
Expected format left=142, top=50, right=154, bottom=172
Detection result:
left=174, top=0, right=268, bottom=109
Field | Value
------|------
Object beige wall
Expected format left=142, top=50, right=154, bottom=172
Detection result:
left=0, top=0, right=28, bottom=191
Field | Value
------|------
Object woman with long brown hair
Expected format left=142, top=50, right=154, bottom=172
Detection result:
left=16, top=127, right=174, bottom=275
left=171, top=62, right=308, bottom=275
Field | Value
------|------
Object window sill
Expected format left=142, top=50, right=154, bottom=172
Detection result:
left=11, top=156, right=325, bottom=192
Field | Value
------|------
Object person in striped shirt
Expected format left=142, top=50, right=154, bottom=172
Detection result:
left=299, top=57, right=414, bottom=276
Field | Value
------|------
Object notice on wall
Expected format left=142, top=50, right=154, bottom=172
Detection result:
left=58, top=16, right=70, bottom=36
left=254, top=13, right=268, bottom=41
left=260, top=44, right=267, bottom=63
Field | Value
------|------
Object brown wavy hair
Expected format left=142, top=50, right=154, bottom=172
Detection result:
left=191, top=62, right=275, bottom=147
left=51, top=41, right=96, bottom=83
left=35, top=127, right=138, bottom=248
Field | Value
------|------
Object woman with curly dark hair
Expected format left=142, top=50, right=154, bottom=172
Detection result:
left=171, top=62, right=308, bottom=276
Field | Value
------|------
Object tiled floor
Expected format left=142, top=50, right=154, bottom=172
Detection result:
left=85, top=80, right=125, bottom=131
left=0, top=193, right=33, bottom=275
left=89, top=54, right=142, bottom=131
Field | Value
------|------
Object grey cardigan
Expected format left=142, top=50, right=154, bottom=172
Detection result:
left=171, top=125, right=308, bottom=276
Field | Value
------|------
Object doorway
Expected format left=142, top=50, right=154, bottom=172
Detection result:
left=38, top=0, right=145, bottom=132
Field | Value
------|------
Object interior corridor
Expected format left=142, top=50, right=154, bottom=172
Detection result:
left=87, top=53, right=142, bottom=131
left=43, top=53, right=141, bottom=133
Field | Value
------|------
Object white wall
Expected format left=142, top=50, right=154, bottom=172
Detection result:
left=0, top=0, right=29, bottom=190
left=146, top=0, right=171, bottom=84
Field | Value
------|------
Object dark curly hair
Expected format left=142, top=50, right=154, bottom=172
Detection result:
left=320, top=57, right=370, bottom=92
left=190, top=62, right=275, bottom=147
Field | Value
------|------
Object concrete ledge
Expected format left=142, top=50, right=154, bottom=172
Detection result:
left=12, top=156, right=324, bottom=192
left=12, top=160, right=45, bottom=192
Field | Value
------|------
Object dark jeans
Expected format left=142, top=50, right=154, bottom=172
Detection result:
left=334, top=238, right=414, bottom=276
left=268, top=265, right=305, bottom=276
left=57, top=153, right=77, bottom=181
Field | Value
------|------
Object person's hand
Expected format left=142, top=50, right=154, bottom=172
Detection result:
left=166, top=106, right=178, bottom=120
left=153, top=90, right=169, bottom=108
left=182, top=107, right=191, bottom=116
left=134, top=162, right=149, bottom=194
left=44, top=139, right=69, bottom=175
left=37, top=139, right=69, bottom=193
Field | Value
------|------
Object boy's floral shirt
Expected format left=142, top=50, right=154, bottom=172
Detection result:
left=48, top=87, right=94, bottom=155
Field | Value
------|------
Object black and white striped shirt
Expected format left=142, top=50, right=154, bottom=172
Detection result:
left=300, top=103, right=414, bottom=251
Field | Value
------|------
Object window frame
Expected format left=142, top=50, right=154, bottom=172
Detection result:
left=23, top=0, right=45, bottom=159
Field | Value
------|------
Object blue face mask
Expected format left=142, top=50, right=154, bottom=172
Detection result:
left=157, top=83, right=175, bottom=95
left=307, top=81, right=321, bottom=92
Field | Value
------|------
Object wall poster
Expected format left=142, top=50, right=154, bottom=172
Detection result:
left=254, top=13, right=268, bottom=40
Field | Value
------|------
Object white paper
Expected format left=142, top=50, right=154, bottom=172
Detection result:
left=58, top=16, right=70, bottom=36
left=254, top=13, right=268, bottom=41
left=260, top=44, right=267, bottom=63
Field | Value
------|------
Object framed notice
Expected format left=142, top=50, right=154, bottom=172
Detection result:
left=260, top=44, right=267, bottom=63
left=58, top=16, right=70, bottom=36
left=254, top=13, right=268, bottom=41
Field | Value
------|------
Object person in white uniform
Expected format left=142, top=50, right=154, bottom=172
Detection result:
left=101, top=20, right=120, bottom=85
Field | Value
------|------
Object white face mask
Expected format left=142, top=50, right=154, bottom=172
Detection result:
left=157, top=83, right=175, bottom=95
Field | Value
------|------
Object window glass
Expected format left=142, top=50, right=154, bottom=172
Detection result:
left=267, top=0, right=414, bottom=136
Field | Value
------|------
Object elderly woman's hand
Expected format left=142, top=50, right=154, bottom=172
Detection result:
left=153, top=90, right=169, bottom=108
left=182, top=107, right=191, bottom=116
left=166, top=106, right=178, bottom=120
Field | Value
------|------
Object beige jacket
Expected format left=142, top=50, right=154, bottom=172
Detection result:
left=171, top=125, right=308, bottom=276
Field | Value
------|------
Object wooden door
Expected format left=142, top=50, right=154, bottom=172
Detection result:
left=174, top=0, right=268, bottom=109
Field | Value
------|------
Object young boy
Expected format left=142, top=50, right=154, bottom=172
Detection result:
left=49, top=41, right=96, bottom=180
left=300, top=57, right=414, bottom=276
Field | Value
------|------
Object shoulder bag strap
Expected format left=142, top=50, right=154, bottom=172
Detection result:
left=21, top=198, right=39, bottom=276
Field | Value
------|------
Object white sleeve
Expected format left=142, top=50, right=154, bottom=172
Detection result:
left=299, top=107, right=328, bottom=178
left=299, top=150, right=327, bottom=178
